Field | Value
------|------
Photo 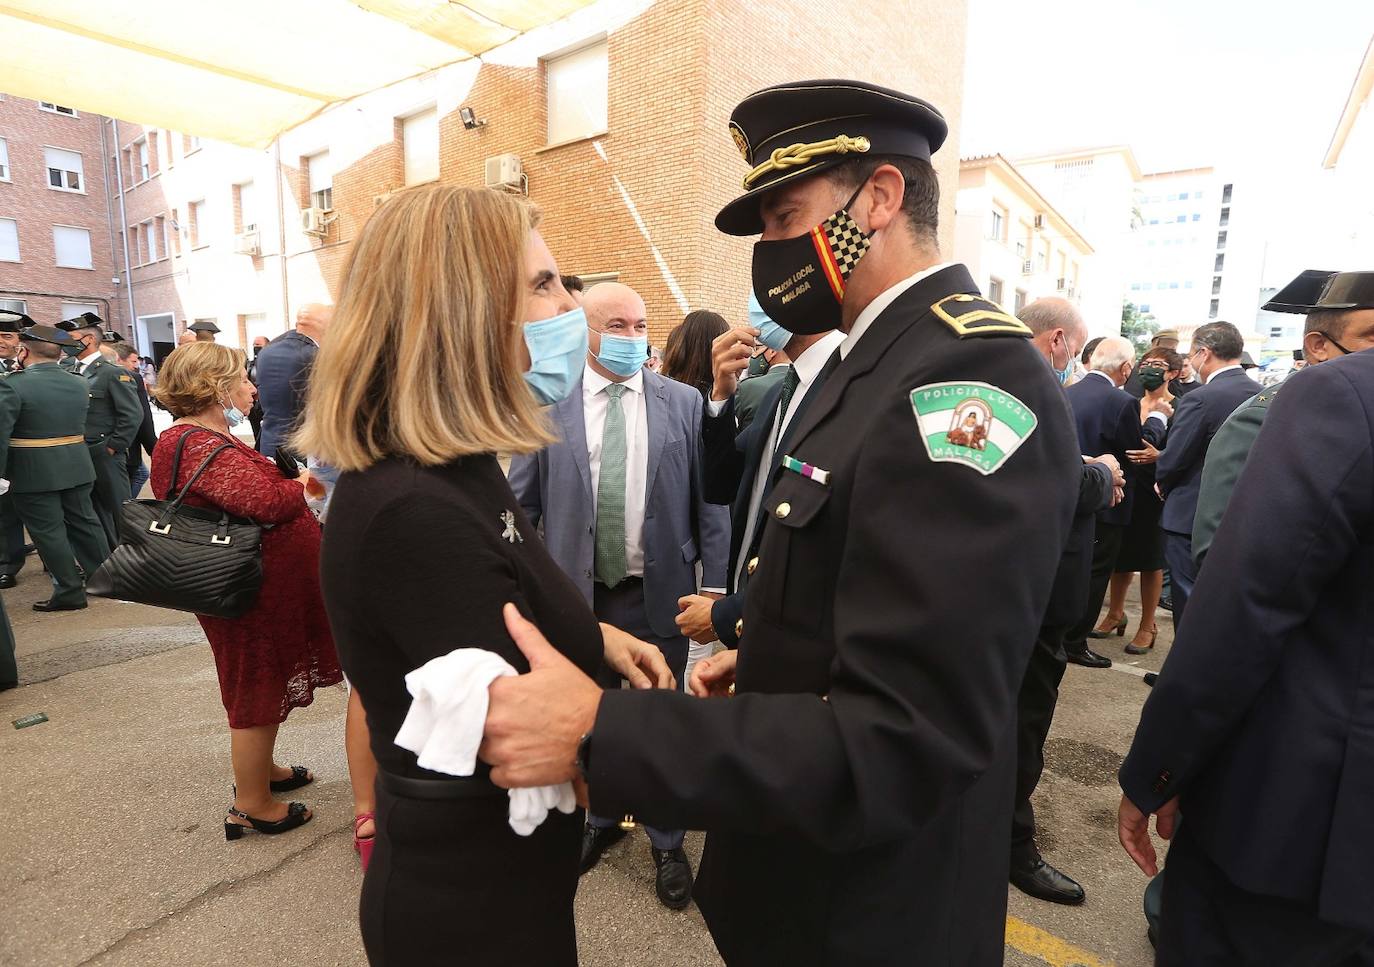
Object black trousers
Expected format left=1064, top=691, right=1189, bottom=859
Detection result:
left=1011, top=619, right=1069, bottom=863
left=1063, top=520, right=1124, bottom=655
left=0, top=493, right=27, bottom=578
left=11, top=485, right=110, bottom=606
left=1159, top=827, right=1370, bottom=966
left=86, top=443, right=129, bottom=549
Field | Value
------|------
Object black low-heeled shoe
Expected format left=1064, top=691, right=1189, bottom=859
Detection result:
left=269, top=765, right=313, bottom=792
left=224, top=802, right=311, bottom=840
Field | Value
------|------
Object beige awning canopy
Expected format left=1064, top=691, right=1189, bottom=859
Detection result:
left=0, top=0, right=594, bottom=147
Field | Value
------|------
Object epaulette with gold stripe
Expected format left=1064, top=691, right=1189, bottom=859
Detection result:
left=931, top=293, right=1031, bottom=339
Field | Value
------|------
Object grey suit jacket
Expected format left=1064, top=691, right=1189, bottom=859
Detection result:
left=508, top=369, right=731, bottom=640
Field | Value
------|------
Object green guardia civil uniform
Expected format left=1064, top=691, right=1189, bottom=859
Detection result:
left=0, top=354, right=30, bottom=582
left=73, top=353, right=143, bottom=548
left=0, top=361, right=112, bottom=608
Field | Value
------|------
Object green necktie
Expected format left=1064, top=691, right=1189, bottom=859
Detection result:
left=773, top=366, right=802, bottom=454
left=594, top=383, right=629, bottom=588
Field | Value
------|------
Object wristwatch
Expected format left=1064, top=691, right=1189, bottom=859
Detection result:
left=574, top=731, right=593, bottom=781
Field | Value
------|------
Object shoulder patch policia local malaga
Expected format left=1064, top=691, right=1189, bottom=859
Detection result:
left=910, top=381, right=1037, bottom=476
left=931, top=294, right=1031, bottom=339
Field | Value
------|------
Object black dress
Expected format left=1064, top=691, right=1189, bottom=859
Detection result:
left=320, top=454, right=604, bottom=966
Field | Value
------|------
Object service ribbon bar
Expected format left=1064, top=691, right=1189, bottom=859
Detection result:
left=781, top=455, right=830, bottom=486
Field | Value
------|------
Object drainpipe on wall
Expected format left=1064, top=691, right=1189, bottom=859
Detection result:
left=110, top=118, right=138, bottom=351
left=98, top=117, right=120, bottom=330
left=274, top=140, right=290, bottom=331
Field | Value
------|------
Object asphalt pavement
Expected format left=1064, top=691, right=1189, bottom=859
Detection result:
left=0, top=563, right=1171, bottom=967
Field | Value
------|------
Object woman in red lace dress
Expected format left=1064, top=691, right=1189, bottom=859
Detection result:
left=150, top=342, right=342, bottom=838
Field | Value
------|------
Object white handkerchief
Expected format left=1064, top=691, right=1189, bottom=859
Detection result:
left=395, top=648, right=577, bottom=836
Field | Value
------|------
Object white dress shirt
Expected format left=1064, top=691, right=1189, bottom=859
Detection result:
left=583, top=364, right=649, bottom=579
left=733, top=330, right=846, bottom=589
left=840, top=262, right=957, bottom=359
left=76, top=349, right=101, bottom=374
left=1205, top=363, right=1242, bottom=384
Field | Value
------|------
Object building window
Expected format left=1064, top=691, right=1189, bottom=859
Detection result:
left=132, top=139, right=150, bottom=182
left=1221, top=184, right=1233, bottom=204
left=1139, top=303, right=1151, bottom=313
left=163, top=130, right=177, bottom=170
left=1212, top=276, right=1222, bottom=295
left=1185, top=280, right=1194, bottom=288
left=1214, top=254, right=1225, bottom=272
left=44, top=147, right=84, bottom=191
left=1208, top=299, right=1219, bottom=318
left=168, top=210, right=181, bottom=257
left=235, top=181, right=257, bottom=232
left=39, top=102, right=77, bottom=116
left=401, top=108, right=439, bottom=186
left=0, top=138, right=9, bottom=181
left=1217, top=231, right=1227, bottom=249
left=60, top=301, right=99, bottom=321
left=989, top=209, right=1004, bottom=241
left=0, top=299, right=26, bottom=313
left=183, top=133, right=202, bottom=154
left=1015, top=240, right=1025, bottom=258
left=1169, top=282, right=1180, bottom=289
left=1130, top=283, right=1141, bottom=291
left=189, top=199, right=206, bottom=247
left=1193, top=191, right=1203, bottom=199
left=1014, top=289, right=1027, bottom=314
left=53, top=225, right=93, bottom=269
left=545, top=39, right=609, bottom=146
left=143, top=220, right=159, bottom=262
left=988, top=277, right=1004, bottom=305
left=306, top=150, right=333, bottom=210
left=0, top=218, right=18, bottom=262
left=1269, top=326, right=1284, bottom=339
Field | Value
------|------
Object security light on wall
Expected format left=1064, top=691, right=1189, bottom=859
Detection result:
left=459, top=106, right=487, bottom=130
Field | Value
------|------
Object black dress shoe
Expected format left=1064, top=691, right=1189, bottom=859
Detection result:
left=32, top=598, right=87, bottom=612
left=651, top=846, right=694, bottom=910
left=1143, top=672, right=1159, bottom=688
left=0, top=574, right=15, bottom=589
left=1157, top=595, right=1173, bottom=613
left=1065, top=647, right=1112, bottom=669
left=1010, top=857, right=1086, bottom=905
left=579, top=824, right=626, bottom=876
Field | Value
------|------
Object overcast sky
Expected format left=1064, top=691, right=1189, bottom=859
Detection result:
left=961, top=0, right=1372, bottom=174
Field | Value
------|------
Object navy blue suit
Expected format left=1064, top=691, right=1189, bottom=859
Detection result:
left=1062, top=372, right=1164, bottom=654
left=254, top=331, right=318, bottom=460
left=1155, top=366, right=1261, bottom=627
left=1120, top=350, right=1374, bottom=963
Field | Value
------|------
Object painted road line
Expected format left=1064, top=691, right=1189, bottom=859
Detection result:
left=1005, top=915, right=1114, bottom=967
left=1108, top=661, right=1150, bottom=679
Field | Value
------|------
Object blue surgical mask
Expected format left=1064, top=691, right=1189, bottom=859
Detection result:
left=522, top=307, right=590, bottom=406
left=1050, top=334, right=1071, bottom=385
left=748, top=291, right=793, bottom=352
left=223, top=404, right=247, bottom=427
left=594, top=331, right=649, bottom=378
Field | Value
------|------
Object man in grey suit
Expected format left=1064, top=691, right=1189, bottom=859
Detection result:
left=508, top=281, right=730, bottom=911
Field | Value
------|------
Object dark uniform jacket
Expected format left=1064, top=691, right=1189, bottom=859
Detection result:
left=0, top=363, right=97, bottom=492
left=1121, top=350, right=1374, bottom=936
left=733, top=364, right=788, bottom=434
left=1064, top=372, right=1165, bottom=527
left=127, top=369, right=158, bottom=466
left=78, top=356, right=142, bottom=453
left=1155, top=366, right=1261, bottom=535
left=255, top=331, right=318, bottom=459
left=587, top=265, right=1080, bottom=966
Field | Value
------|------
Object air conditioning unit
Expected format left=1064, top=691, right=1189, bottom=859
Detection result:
left=1033, top=214, right=1046, bottom=230
left=301, top=207, right=329, bottom=235
left=1021, top=259, right=1034, bottom=275
left=485, top=153, right=523, bottom=193
left=234, top=230, right=261, bottom=256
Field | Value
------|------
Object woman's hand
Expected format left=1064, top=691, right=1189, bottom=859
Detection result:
left=689, top=649, right=736, bottom=698
left=1127, top=441, right=1160, bottom=465
left=298, top=468, right=326, bottom=499
left=601, top=624, right=675, bottom=690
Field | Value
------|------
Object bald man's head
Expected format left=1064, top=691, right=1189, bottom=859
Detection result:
left=582, top=282, right=648, bottom=381
left=296, top=303, right=334, bottom=341
left=178, top=329, right=197, bottom=346
left=1020, top=297, right=1088, bottom=368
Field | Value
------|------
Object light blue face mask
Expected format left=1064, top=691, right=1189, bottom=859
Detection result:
left=748, top=290, right=793, bottom=352
left=522, top=307, right=590, bottom=406
left=223, top=404, right=247, bottom=428
left=594, top=331, right=649, bottom=378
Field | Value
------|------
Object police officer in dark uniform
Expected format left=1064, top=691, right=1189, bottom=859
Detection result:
left=1119, top=342, right=1374, bottom=964
left=0, top=326, right=111, bottom=611
left=480, top=80, right=1080, bottom=965
left=55, top=313, right=142, bottom=548
left=0, top=310, right=35, bottom=590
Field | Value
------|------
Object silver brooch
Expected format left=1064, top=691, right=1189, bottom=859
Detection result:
left=500, top=510, right=523, bottom=544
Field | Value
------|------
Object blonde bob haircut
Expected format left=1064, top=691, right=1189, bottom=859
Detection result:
left=295, top=184, right=552, bottom=471
left=152, top=343, right=248, bottom=418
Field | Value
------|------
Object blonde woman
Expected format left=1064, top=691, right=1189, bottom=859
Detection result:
left=299, top=185, right=670, bottom=966
left=150, top=343, right=342, bottom=838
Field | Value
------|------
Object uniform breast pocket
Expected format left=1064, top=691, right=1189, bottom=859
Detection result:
left=752, top=473, right=833, bottom=636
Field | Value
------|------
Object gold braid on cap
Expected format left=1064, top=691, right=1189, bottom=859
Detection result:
left=742, top=135, right=871, bottom=190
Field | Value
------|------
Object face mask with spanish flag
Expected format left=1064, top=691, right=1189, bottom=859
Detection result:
left=749, top=183, right=872, bottom=335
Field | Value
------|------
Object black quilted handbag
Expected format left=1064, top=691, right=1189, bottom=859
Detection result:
left=87, top=429, right=264, bottom=618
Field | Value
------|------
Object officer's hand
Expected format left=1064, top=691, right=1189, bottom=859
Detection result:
left=601, top=622, right=675, bottom=690
left=1149, top=397, right=1175, bottom=418
left=676, top=594, right=719, bottom=645
left=1117, top=793, right=1179, bottom=877
left=689, top=649, right=737, bottom=699
left=1088, top=453, right=1126, bottom=490
left=1127, top=442, right=1160, bottom=465
left=481, top=604, right=603, bottom=789
left=710, top=327, right=759, bottom=402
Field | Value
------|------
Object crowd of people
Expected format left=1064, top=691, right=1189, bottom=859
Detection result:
left=1, top=75, right=1372, bottom=967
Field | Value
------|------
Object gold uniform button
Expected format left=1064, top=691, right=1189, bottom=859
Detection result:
left=747, top=557, right=759, bottom=575
left=734, top=619, right=743, bottom=638
left=775, top=502, right=791, bottom=519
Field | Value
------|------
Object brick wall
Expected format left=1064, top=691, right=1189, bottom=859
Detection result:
left=0, top=95, right=125, bottom=333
